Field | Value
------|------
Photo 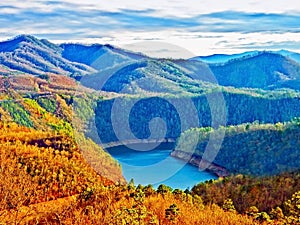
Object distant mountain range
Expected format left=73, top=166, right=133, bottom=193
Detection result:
left=208, top=52, right=300, bottom=89
left=191, top=50, right=300, bottom=64
left=1, top=35, right=300, bottom=92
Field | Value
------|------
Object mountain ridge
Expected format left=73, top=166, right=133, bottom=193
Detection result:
left=192, top=50, right=300, bottom=64
left=0, top=35, right=95, bottom=76
left=1, top=35, right=300, bottom=92
left=207, top=52, right=300, bottom=89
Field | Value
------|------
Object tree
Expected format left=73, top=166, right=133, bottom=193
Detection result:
left=165, top=204, right=179, bottom=222
left=222, top=199, right=236, bottom=213
left=157, top=184, right=172, bottom=196
left=283, top=191, right=300, bottom=224
left=270, top=206, right=284, bottom=220
left=128, top=178, right=135, bottom=190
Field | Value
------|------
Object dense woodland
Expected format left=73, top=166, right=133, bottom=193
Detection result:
left=209, top=52, right=300, bottom=89
left=95, top=90, right=300, bottom=143
left=0, top=122, right=299, bottom=224
left=0, top=91, right=262, bottom=225
left=175, top=119, right=300, bottom=176
left=0, top=122, right=298, bottom=224
left=0, top=83, right=299, bottom=224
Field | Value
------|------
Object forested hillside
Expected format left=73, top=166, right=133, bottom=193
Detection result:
left=0, top=79, right=265, bottom=225
left=1, top=121, right=299, bottom=224
left=192, top=172, right=300, bottom=224
left=174, top=119, right=300, bottom=176
left=0, top=35, right=95, bottom=76
left=95, top=90, right=300, bottom=143
left=0, top=85, right=123, bottom=182
left=208, top=52, right=300, bottom=89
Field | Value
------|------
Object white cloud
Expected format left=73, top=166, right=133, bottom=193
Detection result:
left=1, top=0, right=300, bottom=57
left=57, top=0, right=300, bottom=16
left=2, top=0, right=300, bottom=17
left=103, top=30, right=300, bottom=57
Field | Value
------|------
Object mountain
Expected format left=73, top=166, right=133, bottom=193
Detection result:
left=190, top=51, right=260, bottom=64
left=191, top=50, right=300, bottom=65
left=274, top=49, right=300, bottom=64
left=79, top=58, right=216, bottom=94
left=80, top=50, right=300, bottom=92
left=60, top=43, right=146, bottom=71
left=1, top=36, right=300, bottom=93
left=207, top=52, right=300, bottom=89
left=0, top=35, right=147, bottom=77
left=174, top=120, right=300, bottom=176
left=0, top=35, right=95, bottom=76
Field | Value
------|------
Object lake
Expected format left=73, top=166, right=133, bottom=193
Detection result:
left=106, top=142, right=217, bottom=190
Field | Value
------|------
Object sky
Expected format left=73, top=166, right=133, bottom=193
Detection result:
left=1, top=0, right=300, bottom=58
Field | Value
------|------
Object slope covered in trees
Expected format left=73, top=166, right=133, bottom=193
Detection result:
left=208, top=52, right=300, bottom=89
left=0, top=88, right=124, bottom=183
left=192, top=172, right=300, bottom=224
left=0, top=127, right=262, bottom=225
left=1, top=36, right=300, bottom=94
left=0, top=35, right=95, bottom=76
left=1, top=124, right=299, bottom=225
left=174, top=119, right=300, bottom=176
left=95, top=90, right=300, bottom=144
left=0, top=88, right=264, bottom=225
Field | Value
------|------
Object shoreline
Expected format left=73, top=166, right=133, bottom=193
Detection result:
left=170, top=150, right=230, bottom=177
left=101, top=139, right=229, bottom=178
left=101, top=138, right=176, bottom=149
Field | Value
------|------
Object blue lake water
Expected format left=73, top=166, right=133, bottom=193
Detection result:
left=107, top=143, right=217, bottom=190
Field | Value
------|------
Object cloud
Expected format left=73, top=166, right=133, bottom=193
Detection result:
left=234, top=41, right=300, bottom=50
left=198, top=11, right=300, bottom=33
left=1, top=4, right=300, bottom=36
left=0, top=0, right=300, bottom=56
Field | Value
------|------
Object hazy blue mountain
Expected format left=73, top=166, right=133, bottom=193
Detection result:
left=172, top=59, right=217, bottom=83
left=0, top=35, right=95, bottom=76
left=1, top=35, right=300, bottom=92
left=61, top=43, right=147, bottom=71
left=191, top=50, right=300, bottom=65
left=190, top=51, right=260, bottom=64
left=273, top=49, right=300, bottom=64
left=79, top=58, right=215, bottom=94
left=207, top=52, right=300, bottom=89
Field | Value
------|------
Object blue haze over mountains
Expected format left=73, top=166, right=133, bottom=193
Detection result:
left=1, top=35, right=300, bottom=92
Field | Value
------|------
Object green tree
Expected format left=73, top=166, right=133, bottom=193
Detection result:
left=157, top=184, right=172, bottom=195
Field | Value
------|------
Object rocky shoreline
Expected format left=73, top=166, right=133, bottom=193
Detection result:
left=170, top=150, right=230, bottom=177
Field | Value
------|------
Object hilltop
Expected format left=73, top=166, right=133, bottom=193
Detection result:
left=1, top=35, right=300, bottom=93
left=209, top=52, right=300, bottom=89
left=0, top=35, right=95, bottom=76
left=174, top=119, right=300, bottom=176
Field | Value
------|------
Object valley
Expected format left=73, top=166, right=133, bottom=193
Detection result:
left=0, top=35, right=300, bottom=224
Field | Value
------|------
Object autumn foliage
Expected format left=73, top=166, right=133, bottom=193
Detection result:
left=0, top=86, right=299, bottom=224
